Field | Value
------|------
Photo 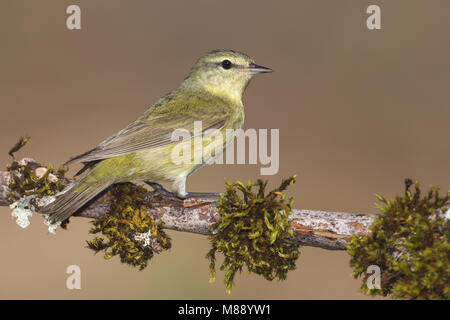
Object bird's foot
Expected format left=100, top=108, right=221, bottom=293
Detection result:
left=145, top=182, right=221, bottom=200
left=145, top=181, right=185, bottom=200
left=145, top=181, right=166, bottom=192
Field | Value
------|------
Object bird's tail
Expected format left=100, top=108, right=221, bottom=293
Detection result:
left=41, top=173, right=111, bottom=224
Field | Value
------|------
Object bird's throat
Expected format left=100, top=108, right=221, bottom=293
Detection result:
left=201, top=83, right=245, bottom=106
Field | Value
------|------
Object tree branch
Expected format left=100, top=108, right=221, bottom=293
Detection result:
left=1, top=158, right=375, bottom=250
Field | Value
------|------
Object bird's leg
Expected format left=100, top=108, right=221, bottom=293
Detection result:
left=146, top=181, right=221, bottom=200
left=171, top=177, right=221, bottom=199
left=145, top=181, right=166, bottom=192
left=171, top=177, right=188, bottom=199
left=145, top=181, right=182, bottom=199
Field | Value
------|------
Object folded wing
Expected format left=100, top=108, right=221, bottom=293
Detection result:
left=66, top=108, right=228, bottom=165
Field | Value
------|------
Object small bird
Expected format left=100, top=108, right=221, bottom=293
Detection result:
left=43, top=49, right=272, bottom=224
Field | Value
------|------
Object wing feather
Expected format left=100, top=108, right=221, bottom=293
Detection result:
left=65, top=107, right=229, bottom=165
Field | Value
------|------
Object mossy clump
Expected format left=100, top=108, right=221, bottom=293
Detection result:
left=7, top=161, right=67, bottom=202
left=347, top=179, right=450, bottom=300
left=7, top=160, right=68, bottom=229
left=207, top=176, right=300, bottom=294
left=6, top=136, right=67, bottom=203
left=87, top=183, right=171, bottom=270
left=6, top=137, right=69, bottom=227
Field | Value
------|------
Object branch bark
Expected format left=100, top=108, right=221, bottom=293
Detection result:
left=0, top=158, right=375, bottom=250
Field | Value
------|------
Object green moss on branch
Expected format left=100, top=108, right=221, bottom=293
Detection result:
left=87, top=183, right=171, bottom=270
left=347, top=179, right=450, bottom=300
left=207, top=176, right=300, bottom=294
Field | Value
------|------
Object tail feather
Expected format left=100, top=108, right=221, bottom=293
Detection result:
left=41, top=178, right=110, bottom=224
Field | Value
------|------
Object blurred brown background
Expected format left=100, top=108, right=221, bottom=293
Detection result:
left=0, top=0, right=449, bottom=299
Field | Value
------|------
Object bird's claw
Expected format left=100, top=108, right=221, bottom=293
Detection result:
left=145, top=181, right=184, bottom=200
left=145, top=182, right=221, bottom=200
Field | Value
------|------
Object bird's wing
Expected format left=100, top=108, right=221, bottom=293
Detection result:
left=65, top=101, right=230, bottom=165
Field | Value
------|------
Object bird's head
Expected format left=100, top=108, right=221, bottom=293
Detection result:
left=182, top=49, right=272, bottom=103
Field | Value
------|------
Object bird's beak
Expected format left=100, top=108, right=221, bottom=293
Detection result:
left=248, top=62, right=273, bottom=74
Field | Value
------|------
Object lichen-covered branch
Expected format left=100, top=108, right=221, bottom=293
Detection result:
left=0, top=158, right=375, bottom=250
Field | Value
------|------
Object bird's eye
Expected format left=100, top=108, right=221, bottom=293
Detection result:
left=221, top=59, right=232, bottom=70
